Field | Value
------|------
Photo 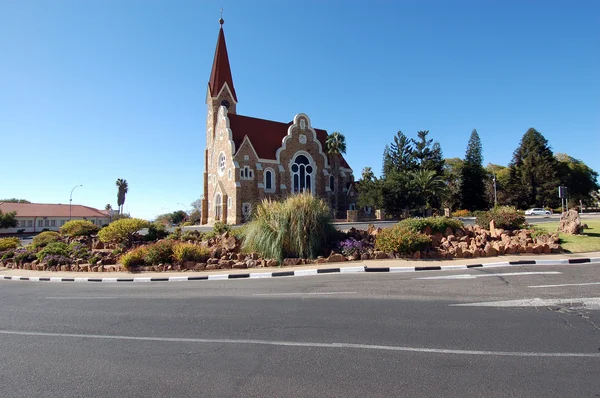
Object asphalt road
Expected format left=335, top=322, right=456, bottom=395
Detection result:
left=1, top=262, right=599, bottom=397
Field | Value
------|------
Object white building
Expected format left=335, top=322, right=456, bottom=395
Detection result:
left=0, top=203, right=111, bottom=235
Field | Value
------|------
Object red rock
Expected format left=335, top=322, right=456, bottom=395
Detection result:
left=282, top=258, right=301, bottom=266
left=327, top=253, right=346, bottom=263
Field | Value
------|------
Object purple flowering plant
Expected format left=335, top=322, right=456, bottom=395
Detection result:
left=338, top=238, right=364, bottom=257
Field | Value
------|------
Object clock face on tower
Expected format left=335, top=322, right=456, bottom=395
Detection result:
left=221, top=100, right=230, bottom=109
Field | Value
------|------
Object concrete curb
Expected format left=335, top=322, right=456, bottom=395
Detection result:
left=1, top=257, right=599, bottom=283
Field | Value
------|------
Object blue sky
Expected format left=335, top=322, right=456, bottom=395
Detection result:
left=1, top=0, right=598, bottom=220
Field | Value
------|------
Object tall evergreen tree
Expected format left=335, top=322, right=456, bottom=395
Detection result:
left=506, top=128, right=560, bottom=208
left=412, top=130, right=444, bottom=175
left=460, top=129, right=487, bottom=210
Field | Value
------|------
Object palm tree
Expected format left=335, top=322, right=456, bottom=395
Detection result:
left=105, top=204, right=112, bottom=211
left=325, top=132, right=347, bottom=215
left=409, top=170, right=447, bottom=216
left=115, top=179, right=129, bottom=214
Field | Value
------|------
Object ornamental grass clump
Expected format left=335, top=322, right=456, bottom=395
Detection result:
left=143, top=240, right=175, bottom=265
left=243, top=192, right=336, bottom=262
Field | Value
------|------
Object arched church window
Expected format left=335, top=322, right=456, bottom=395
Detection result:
left=291, top=154, right=314, bottom=193
left=329, top=175, right=335, bottom=192
left=264, top=169, right=275, bottom=192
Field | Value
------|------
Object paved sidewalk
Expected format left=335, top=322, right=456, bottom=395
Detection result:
left=1, top=251, right=599, bottom=281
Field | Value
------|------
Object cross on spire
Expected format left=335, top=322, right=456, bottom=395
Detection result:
left=219, top=8, right=224, bottom=25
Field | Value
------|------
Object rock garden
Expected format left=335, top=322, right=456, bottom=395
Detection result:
left=0, top=196, right=567, bottom=274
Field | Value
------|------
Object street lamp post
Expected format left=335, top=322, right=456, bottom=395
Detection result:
left=69, top=184, right=83, bottom=220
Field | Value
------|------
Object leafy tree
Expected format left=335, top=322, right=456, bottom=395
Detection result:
left=0, top=210, right=18, bottom=229
left=443, top=158, right=464, bottom=210
left=412, top=130, right=444, bottom=175
left=189, top=198, right=202, bottom=224
left=485, top=163, right=510, bottom=207
left=460, top=129, right=487, bottom=211
left=98, top=218, right=149, bottom=246
left=409, top=169, right=447, bottom=215
left=555, top=153, right=599, bottom=207
left=381, top=171, right=415, bottom=217
left=505, top=128, right=560, bottom=209
left=171, top=210, right=187, bottom=225
left=356, top=167, right=383, bottom=210
left=115, top=178, right=129, bottom=214
left=0, top=198, right=30, bottom=203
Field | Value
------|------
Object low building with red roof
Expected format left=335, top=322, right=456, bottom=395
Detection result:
left=0, top=202, right=110, bottom=234
left=202, top=18, right=354, bottom=224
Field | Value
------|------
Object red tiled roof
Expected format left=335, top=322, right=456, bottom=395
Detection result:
left=0, top=203, right=109, bottom=218
left=227, top=113, right=350, bottom=169
left=208, top=26, right=237, bottom=102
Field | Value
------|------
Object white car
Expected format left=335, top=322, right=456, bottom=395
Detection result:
left=525, top=208, right=551, bottom=216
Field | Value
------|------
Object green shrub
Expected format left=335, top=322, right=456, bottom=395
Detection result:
left=180, top=230, right=203, bottom=242
left=375, top=226, right=431, bottom=256
left=0, top=237, right=20, bottom=251
left=145, top=222, right=169, bottom=242
left=213, top=221, right=230, bottom=235
left=119, top=246, right=148, bottom=269
left=143, top=240, right=175, bottom=265
left=59, top=220, right=100, bottom=237
left=68, top=241, right=91, bottom=260
left=181, top=221, right=194, bottom=227
left=2, top=249, right=16, bottom=260
left=451, top=209, right=471, bottom=218
left=167, top=227, right=182, bottom=241
left=397, top=217, right=464, bottom=235
left=32, top=231, right=61, bottom=248
left=172, top=242, right=210, bottom=264
left=13, top=247, right=37, bottom=264
left=36, top=242, right=69, bottom=262
left=88, top=254, right=100, bottom=265
left=475, top=206, right=525, bottom=230
left=243, top=192, right=336, bottom=262
left=98, top=218, right=150, bottom=245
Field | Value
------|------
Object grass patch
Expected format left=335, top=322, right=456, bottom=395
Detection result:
left=530, top=219, right=600, bottom=253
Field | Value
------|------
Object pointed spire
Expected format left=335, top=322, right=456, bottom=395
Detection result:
left=208, top=14, right=237, bottom=102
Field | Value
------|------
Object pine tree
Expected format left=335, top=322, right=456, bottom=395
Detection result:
left=506, top=128, right=560, bottom=208
left=412, top=130, right=444, bottom=175
left=460, top=129, right=487, bottom=210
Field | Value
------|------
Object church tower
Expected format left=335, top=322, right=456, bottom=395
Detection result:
left=202, top=16, right=237, bottom=224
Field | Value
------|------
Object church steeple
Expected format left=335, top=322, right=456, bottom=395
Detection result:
left=208, top=17, right=237, bottom=103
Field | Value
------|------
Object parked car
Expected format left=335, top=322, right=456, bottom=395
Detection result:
left=525, top=208, right=551, bottom=215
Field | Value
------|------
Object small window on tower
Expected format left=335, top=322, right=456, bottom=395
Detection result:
left=221, top=100, right=230, bottom=109
left=218, top=152, right=226, bottom=175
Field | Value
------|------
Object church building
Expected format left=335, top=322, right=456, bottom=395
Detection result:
left=201, top=18, right=354, bottom=225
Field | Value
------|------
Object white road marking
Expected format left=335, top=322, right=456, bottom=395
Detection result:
left=46, top=297, right=118, bottom=300
left=0, top=329, right=597, bottom=358
left=253, top=292, right=356, bottom=296
left=529, top=282, right=600, bottom=288
left=416, top=271, right=562, bottom=280
left=452, top=297, right=600, bottom=310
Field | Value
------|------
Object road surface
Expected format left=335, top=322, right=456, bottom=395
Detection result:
left=1, top=261, right=599, bottom=397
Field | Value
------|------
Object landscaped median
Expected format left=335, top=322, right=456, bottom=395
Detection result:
left=1, top=199, right=598, bottom=276
left=1, top=252, right=599, bottom=283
